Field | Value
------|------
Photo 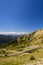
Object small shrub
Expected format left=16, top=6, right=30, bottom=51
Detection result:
left=2, top=50, right=6, bottom=54
left=5, top=54, right=7, bottom=56
left=30, top=56, right=35, bottom=60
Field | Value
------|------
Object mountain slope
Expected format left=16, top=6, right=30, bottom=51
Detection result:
left=0, top=29, right=43, bottom=65
left=0, top=29, right=43, bottom=50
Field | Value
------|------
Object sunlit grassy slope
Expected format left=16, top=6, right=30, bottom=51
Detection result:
left=0, top=29, right=43, bottom=50
left=0, top=29, right=43, bottom=65
left=0, top=45, right=43, bottom=65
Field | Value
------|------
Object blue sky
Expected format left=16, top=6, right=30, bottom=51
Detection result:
left=0, top=0, right=43, bottom=33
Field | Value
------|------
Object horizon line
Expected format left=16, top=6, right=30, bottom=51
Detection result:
left=0, top=32, right=29, bottom=35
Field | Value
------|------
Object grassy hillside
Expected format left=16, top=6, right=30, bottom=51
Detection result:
left=0, top=29, right=43, bottom=50
left=0, top=29, right=43, bottom=65
left=0, top=44, right=43, bottom=65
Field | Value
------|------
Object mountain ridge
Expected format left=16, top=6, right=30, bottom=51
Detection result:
left=0, top=29, right=43, bottom=50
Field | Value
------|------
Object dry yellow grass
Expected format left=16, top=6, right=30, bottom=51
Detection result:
left=0, top=46, right=43, bottom=65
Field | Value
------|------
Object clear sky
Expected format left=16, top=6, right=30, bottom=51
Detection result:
left=0, top=0, right=43, bottom=33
